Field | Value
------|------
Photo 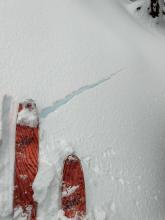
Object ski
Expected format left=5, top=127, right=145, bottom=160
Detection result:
left=13, top=100, right=39, bottom=220
left=61, top=154, right=86, bottom=219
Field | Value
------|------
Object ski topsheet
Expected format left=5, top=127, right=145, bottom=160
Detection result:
left=61, top=154, right=86, bottom=219
left=13, top=100, right=39, bottom=220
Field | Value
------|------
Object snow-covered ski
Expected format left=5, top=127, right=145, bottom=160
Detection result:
left=13, top=100, right=39, bottom=220
left=61, top=154, right=86, bottom=219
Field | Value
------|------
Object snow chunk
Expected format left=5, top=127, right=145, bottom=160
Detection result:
left=62, top=185, right=79, bottom=197
left=19, top=174, right=28, bottom=181
left=17, top=100, right=39, bottom=128
left=68, top=155, right=78, bottom=161
left=13, top=206, right=32, bottom=220
left=56, top=209, right=85, bottom=220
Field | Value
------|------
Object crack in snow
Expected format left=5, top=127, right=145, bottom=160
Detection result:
left=40, top=68, right=124, bottom=118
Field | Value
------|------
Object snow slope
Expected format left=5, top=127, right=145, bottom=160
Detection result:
left=0, top=0, right=165, bottom=219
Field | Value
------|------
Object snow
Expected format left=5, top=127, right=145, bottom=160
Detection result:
left=17, top=99, right=39, bottom=127
left=0, top=96, right=17, bottom=219
left=13, top=206, right=32, bottom=220
left=62, top=185, right=80, bottom=197
left=0, top=0, right=165, bottom=219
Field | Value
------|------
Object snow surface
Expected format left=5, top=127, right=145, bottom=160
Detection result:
left=0, top=0, right=165, bottom=219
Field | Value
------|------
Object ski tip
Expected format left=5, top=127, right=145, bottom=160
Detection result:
left=17, top=99, right=39, bottom=128
left=18, top=99, right=37, bottom=112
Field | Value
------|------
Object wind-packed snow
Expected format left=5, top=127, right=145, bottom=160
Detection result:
left=0, top=0, right=165, bottom=219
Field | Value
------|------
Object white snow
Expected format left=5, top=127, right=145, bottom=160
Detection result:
left=0, top=96, right=17, bottom=219
left=13, top=206, right=32, bottom=220
left=62, top=185, right=80, bottom=198
left=0, top=0, right=165, bottom=219
left=17, top=100, right=39, bottom=127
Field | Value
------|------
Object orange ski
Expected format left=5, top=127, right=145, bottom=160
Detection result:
left=13, top=100, right=39, bottom=220
left=61, top=154, right=86, bottom=219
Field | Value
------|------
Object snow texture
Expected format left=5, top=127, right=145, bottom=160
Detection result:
left=0, top=0, right=165, bottom=219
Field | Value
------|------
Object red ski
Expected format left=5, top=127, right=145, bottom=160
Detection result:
left=61, top=154, right=86, bottom=219
left=13, top=100, right=39, bottom=220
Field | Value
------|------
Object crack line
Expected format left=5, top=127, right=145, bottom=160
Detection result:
left=40, top=68, right=125, bottom=118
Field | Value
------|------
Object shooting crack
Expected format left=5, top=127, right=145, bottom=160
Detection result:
left=40, top=68, right=124, bottom=118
